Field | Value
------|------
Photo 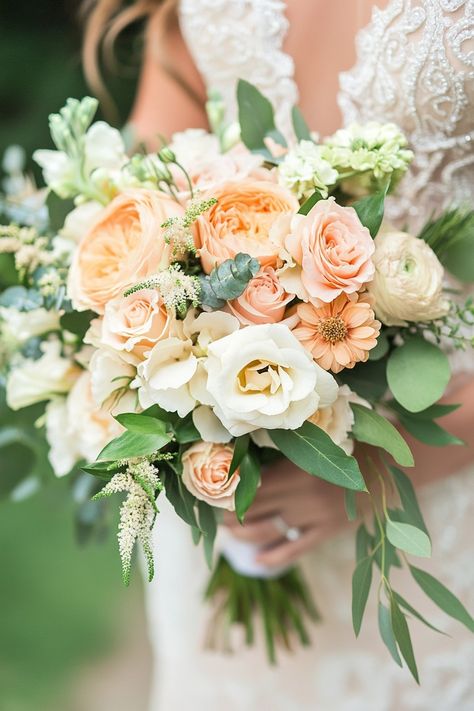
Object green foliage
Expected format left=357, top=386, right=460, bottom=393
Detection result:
left=298, top=188, right=324, bottom=215
left=387, top=336, right=451, bottom=412
left=338, top=358, right=388, bottom=401
left=350, top=404, right=414, bottom=467
left=344, top=489, right=357, bottom=521
left=0, top=285, right=43, bottom=310
left=173, top=414, right=201, bottom=444
left=59, top=309, right=95, bottom=338
left=389, top=466, right=428, bottom=534
left=409, top=566, right=474, bottom=632
left=390, top=594, right=419, bottom=683
left=291, top=106, right=312, bottom=141
left=393, top=592, right=445, bottom=635
left=98, top=427, right=172, bottom=461
left=198, top=500, right=217, bottom=569
left=199, top=252, right=260, bottom=309
left=237, top=79, right=287, bottom=160
left=353, top=182, right=388, bottom=238
left=352, top=556, right=373, bottom=636
left=378, top=602, right=402, bottom=666
left=235, top=449, right=261, bottom=523
left=418, top=207, right=474, bottom=283
left=271, top=421, right=366, bottom=491
left=161, top=467, right=198, bottom=529
left=46, top=191, right=74, bottom=232
left=385, top=517, right=431, bottom=558
left=229, top=434, right=250, bottom=478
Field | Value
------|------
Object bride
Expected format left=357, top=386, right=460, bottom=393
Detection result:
left=84, top=1, right=474, bottom=709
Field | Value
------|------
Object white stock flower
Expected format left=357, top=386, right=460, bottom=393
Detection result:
left=6, top=340, right=80, bottom=410
left=84, top=122, right=127, bottom=172
left=204, top=323, right=338, bottom=436
left=32, top=149, right=74, bottom=198
left=308, top=385, right=369, bottom=455
left=133, top=337, right=198, bottom=417
left=368, top=230, right=450, bottom=326
left=60, top=201, right=103, bottom=243
left=279, top=140, right=338, bottom=199
left=0, top=307, right=60, bottom=343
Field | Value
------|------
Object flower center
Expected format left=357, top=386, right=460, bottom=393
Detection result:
left=318, top=316, right=348, bottom=344
left=237, top=360, right=281, bottom=395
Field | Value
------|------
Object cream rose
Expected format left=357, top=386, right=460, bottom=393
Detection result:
left=308, top=385, right=369, bottom=455
left=68, top=189, right=182, bottom=314
left=281, top=197, right=375, bottom=304
left=227, top=266, right=294, bottom=325
left=203, top=323, right=338, bottom=436
left=101, top=289, right=174, bottom=364
left=182, top=441, right=240, bottom=510
left=6, top=340, right=80, bottom=411
left=133, top=337, right=198, bottom=417
left=368, top=230, right=450, bottom=326
left=195, top=180, right=299, bottom=273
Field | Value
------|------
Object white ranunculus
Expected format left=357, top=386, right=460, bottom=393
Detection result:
left=89, top=348, right=137, bottom=414
left=204, top=323, right=338, bottom=436
left=133, top=337, right=198, bottom=417
left=6, top=340, right=80, bottom=411
left=60, top=201, right=103, bottom=243
left=84, top=122, right=127, bottom=172
left=368, top=230, right=450, bottom=326
left=308, top=385, right=369, bottom=455
left=33, top=149, right=74, bottom=197
left=0, top=307, right=60, bottom=342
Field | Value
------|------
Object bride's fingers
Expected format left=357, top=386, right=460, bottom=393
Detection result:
left=225, top=517, right=283, bottom=546
left=255, top=525, right=334, bottom=568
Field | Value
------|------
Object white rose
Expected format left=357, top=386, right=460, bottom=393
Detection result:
left=369, top=230, right=450, bottom=326
left=60, top=201, right=103, bottom=243
left=84, top=122, right=127, bottom=172
left=0, top=307, right=60, bottom=342
left=133, top=337, right=198, bottom=417
left=204, top=323, right=338, bottom=436
left=308, top=385, right=369, bottom=455
left=6, top=340, right=80, bottom=410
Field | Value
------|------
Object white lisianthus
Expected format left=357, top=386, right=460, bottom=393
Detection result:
left=368, top=230, right=450, bottom=326
left=0, top=307, right=60, bottom=342
left=6, top=340, right=80, bottom=410
left=203, top=323, right=338, bottom=436
left=279, top=140, right=338, bottom=199
left=84, top=122, right=127, bottom=172
left=89, top=348, right=137, bottom=414
left=183, top=309, right=240, bottom=355
left=132, top=337, right=198, bottom=417
left=308, top=385, right=369, bottom=455
left=60, top=201, right=103, bottom=243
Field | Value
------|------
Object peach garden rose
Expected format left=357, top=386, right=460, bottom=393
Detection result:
left=227, top=266, right=294, bottom=325
left=280, top=197, right=375, bottom=305
left=182, top=441, right=240, bottom=510
left=195, top=179, right=299, bottom=273
left=68, top=189, right=183, bottom=314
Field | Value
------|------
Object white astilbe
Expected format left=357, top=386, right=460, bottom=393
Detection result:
left=93, top=460, right=162, bottom=585
left=124, top=264, right=200, bottom=315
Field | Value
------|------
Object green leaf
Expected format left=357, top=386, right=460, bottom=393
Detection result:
left=114, top=413, right=169, bottom=436
left=386, top=518, right=431, bottom=558
left=411, top=402, right=461, bottom=419
left=270, top=422, right=366, bottom=491
left=46, top=191, right=75, bottom=232
left=390, top=595, right=419, bottom=683
left=420, top=208, right=474, bottom=282
left=368, top=330, right=390, bottom=361
left=161, top=468, right=198, bottom=528
left=344, top=489, right=357, bottom=521
left=389, top=466, right=428, bottom=534
left=173, top=415, right=201, bottom=444
left=0, top=285, right=43, bottom=311
left=378, top=602, right=403, bottom=666
left=237, top=79, right=286, bottom=158
left=338, top=358, right=388, bottom=401
left=352, top=556, right=373, bottom=636
left=353, top=183, right=388, bottom=238
left=59, top=310, right=95, bottom=338
left=409, top=565, right=474, bottom=632
left=351, top=404, right=414, bottom=467
left=199, top=252, right=260, bottom=309
left=398, top=412, right=464, bottom=447
left=235, top=451, right=261, bottom=523
left=97, top=428, right=171, bottom=461
left=298, top=189, right=324, bottom=215
left=229, top=434, right=250, bottom=478
left=198, top=501, right=217, bottom=569
left=355, top=523, right=372, bottom=563
left=387, top=337, right=451, bottom=413
left=393, top=592, right=446, bottom=635
left=291, top=106, right=312, bottom=141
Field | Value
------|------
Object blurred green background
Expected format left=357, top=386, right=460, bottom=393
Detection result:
left=0, top=2, right=150, bottom=709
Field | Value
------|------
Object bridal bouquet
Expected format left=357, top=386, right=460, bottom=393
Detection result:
left=1, top=81, right=473, bottom=678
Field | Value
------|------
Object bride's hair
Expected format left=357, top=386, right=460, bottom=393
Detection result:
left=82, top=0, right=178, bottom=118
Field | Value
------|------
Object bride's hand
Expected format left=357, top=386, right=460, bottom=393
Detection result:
left=223, top=458, right=349, bottom=568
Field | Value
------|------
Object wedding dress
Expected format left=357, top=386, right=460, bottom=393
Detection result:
left=145, top=2, right=474, bottom=709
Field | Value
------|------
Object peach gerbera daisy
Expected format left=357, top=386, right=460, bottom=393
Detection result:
left=292, top=293, right=381, bottom=373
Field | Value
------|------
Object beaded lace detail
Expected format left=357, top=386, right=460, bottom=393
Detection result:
left=179, top=0, right=298, bottom=140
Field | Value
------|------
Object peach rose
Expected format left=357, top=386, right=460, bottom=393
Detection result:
left=101, top=289, right=173, bottom=364
left=227, top=266, right=294, bottom=325
left=195, top=180, right=299, bottom=273
left=68, top=189, right=183, bottom=313
left=182, top=441, right=240, bottom=511
left=282, top=197, right=375, bottom=305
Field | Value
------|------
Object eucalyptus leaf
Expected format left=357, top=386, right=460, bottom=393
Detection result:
left=200, top=252, right=260, bottom=309
left=409, top=565, right=474, bottom=632
left=378, top=602, right=402, bottom=666
left=389, top=466, right=428, bottom=534
left=355, top=523, right=372, bottom=563
left=352, top=556, right=373, bottom=636
left=387, top=337, right=451, bottom=413
left=0, top=285, right=43, bottom=311
left=390, top=595, right=419, bottom=683
left=270, top=422, right=366, bottom=491
left=368, top=330, right=390, bottom=361
left=235, top=450, right=261, bottom=523
left=344, top=489, right=357, bottom=521
left=386, top=519, right=431, bottom=558
left=393, top=592, right=446, bottom=635
left=291, top=106, right=312, bottom=141
left=398, top=412, right=464, bottom=447
left=351, top=404, right=414, bottom=467
left=237, top=79, right=287, bottom=158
